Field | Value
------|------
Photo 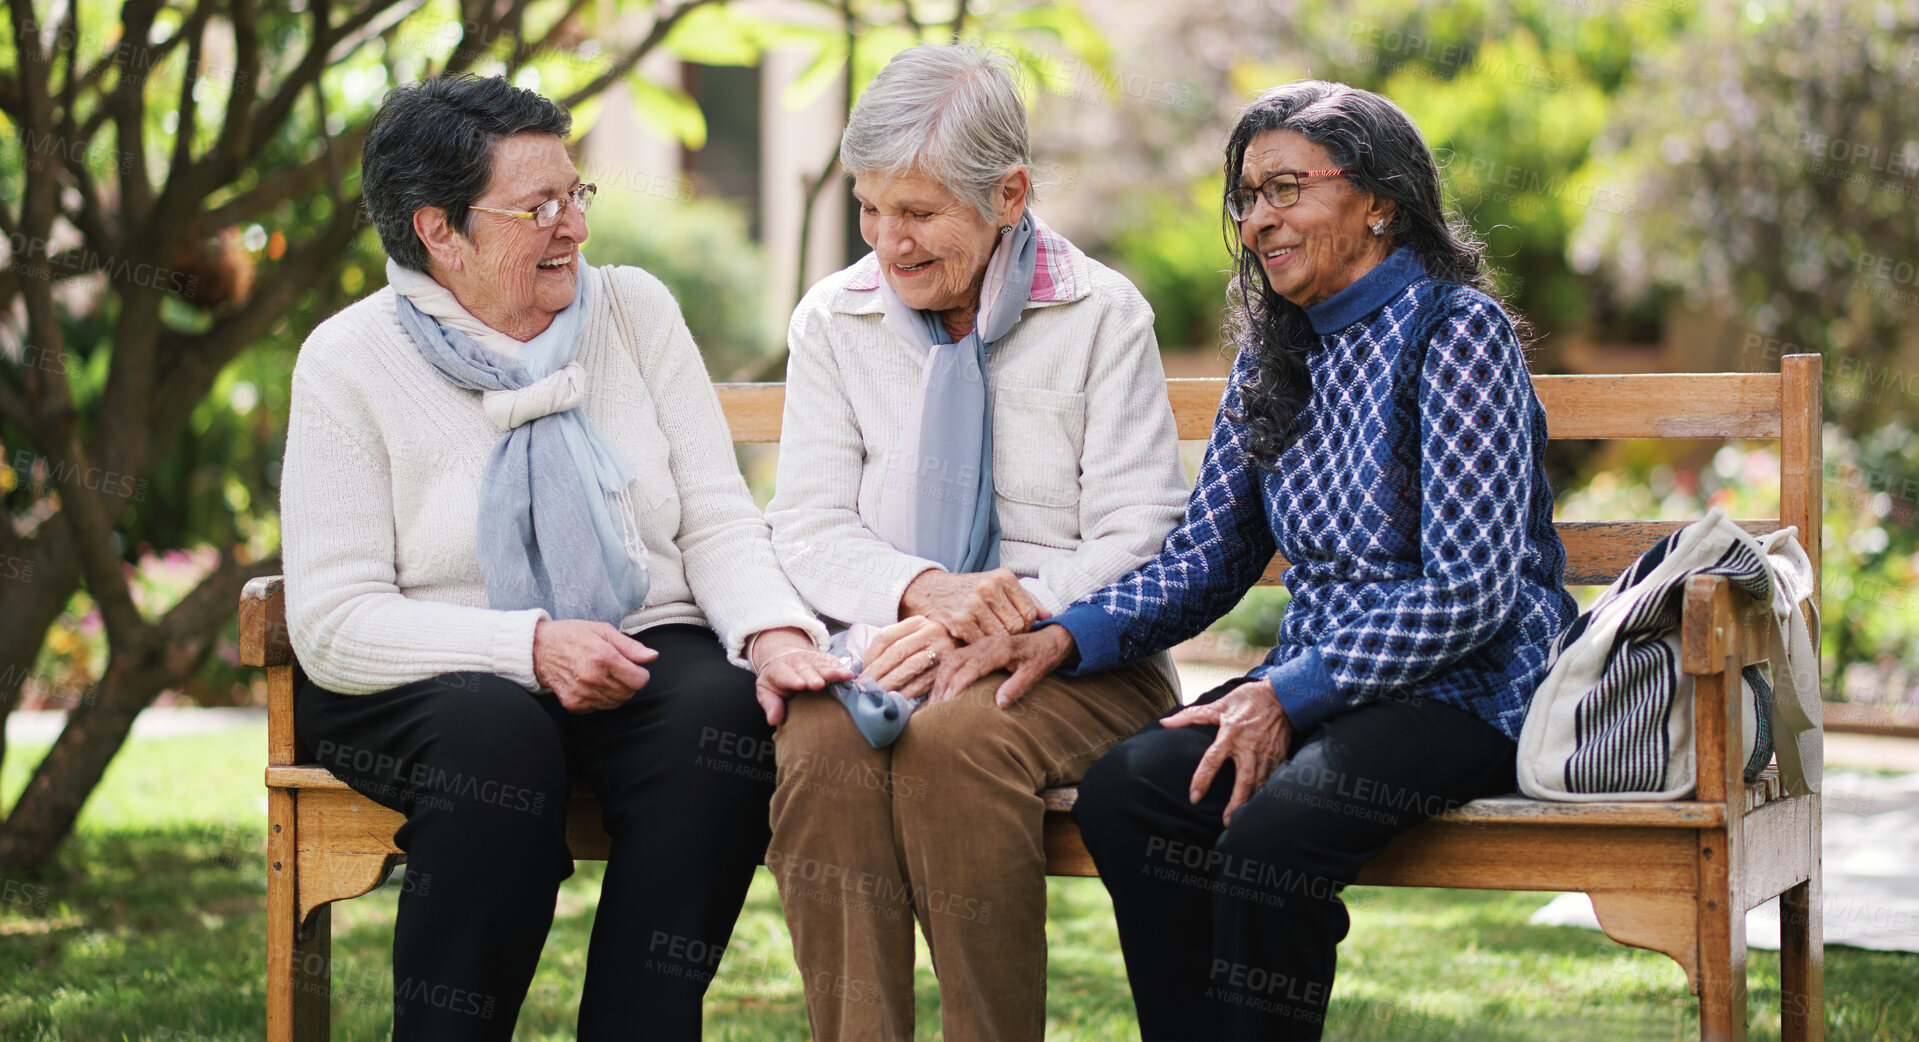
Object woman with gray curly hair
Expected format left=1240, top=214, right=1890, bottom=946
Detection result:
left=280, top=74, right=850, bottom=1040
left=761, top=44, right=1191, bottom=1041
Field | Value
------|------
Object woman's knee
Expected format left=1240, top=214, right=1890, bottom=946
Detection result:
left=419, top=676, right=566, bottom=782
left=1074, top=727, right=1201, bottom=829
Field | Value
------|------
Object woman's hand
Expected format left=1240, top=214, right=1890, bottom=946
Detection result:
left=533, top=619, right=660, bottom=714
left=859, top=616, right=957, bottom=700
left=750, top=627, right=854, bottom=727
left=1163, top=679, right=1293, bottom=826
left=931, top=625, right=1076, bottom=708
left=900, top=567, right=1050, bottom=644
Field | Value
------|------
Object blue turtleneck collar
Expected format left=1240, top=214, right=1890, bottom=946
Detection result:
left=1302, top=248, right=1428, bottom=335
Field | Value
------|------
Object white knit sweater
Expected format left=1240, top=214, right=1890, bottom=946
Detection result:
left=766, top=237, right=1191, bottom=628
left=282, top=265, right=826, bottom=695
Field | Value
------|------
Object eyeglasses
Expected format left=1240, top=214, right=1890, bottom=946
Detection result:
left=469, top=183, right=597, bottom=228
left=1225, top=169, right=1351, bottom=222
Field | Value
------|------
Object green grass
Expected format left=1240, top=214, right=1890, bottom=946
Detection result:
left=4, top=726, right=1916, bottom=1040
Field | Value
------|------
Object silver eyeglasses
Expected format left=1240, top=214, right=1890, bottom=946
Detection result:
left=1226, top=169, right=1351, bottom=222
left=469, top=183, right=598, bottom=228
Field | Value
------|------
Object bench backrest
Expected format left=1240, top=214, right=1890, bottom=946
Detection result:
left=716, top=356, right=1823, bottom=598
left=244, top=356, right=1821, bottom=768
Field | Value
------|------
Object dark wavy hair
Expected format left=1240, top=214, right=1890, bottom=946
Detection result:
left=1221, top=81, right=1514, bottom=469
left=361, top=74, right=572, bottom=272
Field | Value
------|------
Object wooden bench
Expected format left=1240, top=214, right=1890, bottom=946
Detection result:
left=245, top=355, right=1826, bottom=1041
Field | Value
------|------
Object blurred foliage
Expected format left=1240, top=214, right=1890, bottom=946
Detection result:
left=583, top=188, right=777, bottom=379
left=1093, top=0, right=1702, bottom=356
left=1573, top=0, right=1919, bottom=430
left=1107, top=188, right=1235, bottom=351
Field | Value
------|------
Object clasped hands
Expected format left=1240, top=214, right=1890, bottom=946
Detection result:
left=748, top=566, right=1046, bottom=724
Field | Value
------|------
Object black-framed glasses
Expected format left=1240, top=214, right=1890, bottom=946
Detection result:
left=1225, top=169, right=1351, bottom=222
left=470, top=183, right=597, bottom=228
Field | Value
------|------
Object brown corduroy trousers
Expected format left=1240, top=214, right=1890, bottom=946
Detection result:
left=767, top=659, right=1177, bottom=1042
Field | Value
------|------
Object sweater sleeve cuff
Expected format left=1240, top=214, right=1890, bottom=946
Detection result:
left=862, top=556, right=944, bottom=627
left=492, top=608, right=549, bottom=691
left=1019, top=576, right=1067, bottom=618
left=1254, top=648, right=1340, bottom=733
left=1043, top=604, right=1122, bottom=675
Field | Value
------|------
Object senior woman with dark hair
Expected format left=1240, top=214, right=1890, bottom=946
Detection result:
left=280, top=75, right=848, bottom=1040
left=761, top=44, right=1190, bottom=1041
left=939, top=81, right=1579, bottom=1040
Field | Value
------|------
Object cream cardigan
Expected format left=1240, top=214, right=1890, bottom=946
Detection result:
left=767, top=238, right=1191, bottom=628
left=282, top=265, right=825, bottom=695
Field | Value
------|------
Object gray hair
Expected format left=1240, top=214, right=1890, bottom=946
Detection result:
left=362, top=74, right=572, bottom=272
left=839, top=45, right=1033, bottom=222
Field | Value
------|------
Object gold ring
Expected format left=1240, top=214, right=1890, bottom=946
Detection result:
left=926, top=651, right=940, bottom=667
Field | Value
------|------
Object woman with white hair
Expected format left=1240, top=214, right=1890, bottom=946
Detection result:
left=761, top=44, right=1191, bottom=1041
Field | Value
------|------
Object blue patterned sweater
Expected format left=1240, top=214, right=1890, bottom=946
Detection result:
left=1049, top=250, right=1577, bottom=741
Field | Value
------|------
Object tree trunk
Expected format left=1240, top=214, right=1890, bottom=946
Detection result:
left=0, top=526, right=86, bottom=811
left=0, top=647, right=164, bottom=873
left=0, top=605, right=235, bottom=873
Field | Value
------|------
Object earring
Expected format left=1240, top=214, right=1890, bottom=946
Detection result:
left=1370, top=218, right=1388, bottom=237
left=998, top=224, right=1014, bottom=235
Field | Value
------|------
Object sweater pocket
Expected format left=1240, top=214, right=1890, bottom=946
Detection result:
left=992, top=386, right=1084, bottom=509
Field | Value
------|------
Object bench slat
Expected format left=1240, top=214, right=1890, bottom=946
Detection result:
left=720, top=374, right=1787, bottom=445
left=278, top=765, right=1733, bottom=831
left=1244, top=519, right=1780, bottom=588
left=1531, top=373, right=1782, bottom=439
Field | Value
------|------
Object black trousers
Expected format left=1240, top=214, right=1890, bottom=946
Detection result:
left=1073, top=682, right=1519, bottom=1041
left=295, top=624, right=776, bottom=1042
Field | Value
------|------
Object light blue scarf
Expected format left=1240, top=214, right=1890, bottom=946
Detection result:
left=835, top=214, right=1040, bottom=746
left=393, top=262, right=650, bottom=626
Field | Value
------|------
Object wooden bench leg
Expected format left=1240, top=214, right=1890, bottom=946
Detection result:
left=268, top=788, right=332, bottom=1042
left=1696, top=824, right=1748, bottom=1042
left=1780, top=800, right=1824, bottom=1042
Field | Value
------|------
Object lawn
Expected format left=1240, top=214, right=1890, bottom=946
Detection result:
left=3, top=724, right=1916, bottom=1040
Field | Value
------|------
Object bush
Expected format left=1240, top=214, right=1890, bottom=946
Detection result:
left=583, top=189, right=777, bottom=379
left=1102, top=191, right=1234, bottom=353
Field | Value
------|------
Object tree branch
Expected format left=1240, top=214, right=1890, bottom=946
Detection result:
left=947, top=0, right=971, bottom=39
left=510, top=0, right=592, bottom=75
left=40, top=431, right=147, bottom=646
left=55, top=143, right=114, bottom=250
left=188, top=124, right=371, bottom=236
left=209, top=0, right=262, bottom=178
left=153, top=549, right=284, bottom=650
left=71, top=0, right=190, bottom=101
left=559, top=0, right=722, bottom=109
left=148, top=210, right=367, bottom=451
left=53, top=0, right=80, bottom=119
left=788, top=0, right=855, bottom=315
left=143, top=0, right=217, bottom=243
left=444, top=0, right=537, bottom=75
left=110, top=1, right=165, bottom=222
left=325, top=0, right=429, bottom=66
left=0, top=377, right=34, bottom=436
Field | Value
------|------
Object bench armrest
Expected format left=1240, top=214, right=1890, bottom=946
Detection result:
left=1681, top=573, right=1822, bottom=806
left=240, top=575, right=293, bottom=667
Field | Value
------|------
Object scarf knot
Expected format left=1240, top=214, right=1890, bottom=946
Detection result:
left=390, top=260, right=650, bottom=627
left=482, top=362, right=587, bottom=431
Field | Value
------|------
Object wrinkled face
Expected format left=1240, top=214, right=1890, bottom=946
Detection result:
left=853, top=168, right=1013, bottom=315
left=440, top=132, right=588, bottom=334
left=1235, top=130, right=1392, bottom=308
